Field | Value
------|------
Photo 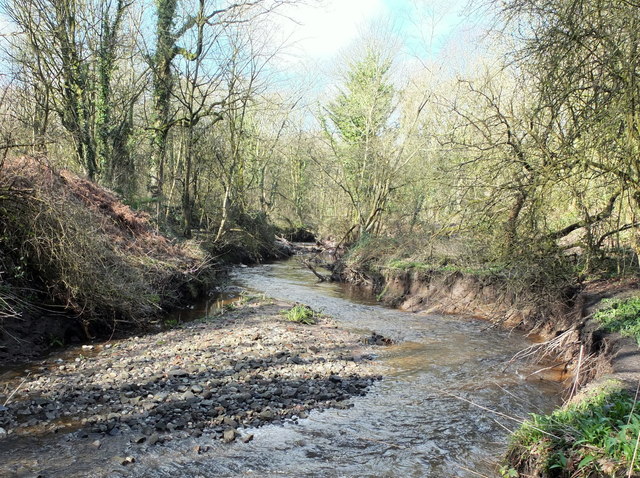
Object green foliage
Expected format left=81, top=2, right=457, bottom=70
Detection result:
left=163, top=318, right=180, bottom=328
left=385, top=259, right=503, bottom=276
left=594, top=297, right=640, bottom=344
left=328, top=48, right=393, bottom=145
left=282, top=305, right=317, bottom=325
left=47, top=334, right=64, bottom=348
left=498, top=465, right=518, bottom=478
left=508, top=382, right=640, bottom=477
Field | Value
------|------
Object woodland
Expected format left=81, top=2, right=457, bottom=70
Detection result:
left=0, top=1, right=640, bottom=476
left=0, top=0, right=638, bottom=273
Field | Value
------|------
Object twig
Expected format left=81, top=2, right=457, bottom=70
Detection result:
left=628, top=381, right=640, bottom=478
left=444, top=391, right=562, bottom=440
left=627, top=381, right=640, bottom=426
left=629, top=429, right=640, bottom=478
left=525, top=363, right=565, bottom=380
left=569, top=344, right=584, bottom=400
left=456, top=464, right=493, bottom=478
left=301, top=259, right=328, bottom=282
left=3, top=374, right=29, bottom=406
left=507, top=328, right=578, bottom=367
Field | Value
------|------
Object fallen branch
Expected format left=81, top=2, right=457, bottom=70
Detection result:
left=302, top=259, right=329, bottom=282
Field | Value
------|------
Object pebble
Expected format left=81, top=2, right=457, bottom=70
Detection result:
left=113, top=456, right=136, bottom=466
left=0, top=302, right=380, bottom=454
left=147, top=433, right=160, bottom=445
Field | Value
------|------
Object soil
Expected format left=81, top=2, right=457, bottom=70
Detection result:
left=0, top=298, right=380, bottom=477
left=0, top=310, right=86, bottom=364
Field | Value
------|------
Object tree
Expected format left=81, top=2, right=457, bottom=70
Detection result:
left=2, top=0, right=132, bottom=181
left=321, top=46, right=396, bottom=238
left=496, top=0, right=640, bottom=254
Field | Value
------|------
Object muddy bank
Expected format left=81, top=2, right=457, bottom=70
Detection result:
left=0, top=158, right=304, bottom=366
left=335, top=264, right=640, bottom=390
left=0, top=297, right=379, bottom=477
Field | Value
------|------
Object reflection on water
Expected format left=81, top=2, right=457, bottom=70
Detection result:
left=0, top=256, right=563, bottom=478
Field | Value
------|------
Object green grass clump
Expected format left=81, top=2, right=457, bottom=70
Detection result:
left=386, top=259, right=429, bottom=271
left=385, top=259, right=503, bottom=276
left=507, top=382, right=640, bottom=477
left=282, top=304, right=317, bottom=325
left=594, top=297, right=640, bottom=344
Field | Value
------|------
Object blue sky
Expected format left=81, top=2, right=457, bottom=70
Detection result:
left=268, top=0, right=492, bottom=99
left=274, top=0, right=487, bottom=63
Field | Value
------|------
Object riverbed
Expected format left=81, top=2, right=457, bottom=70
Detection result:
left=0, top=257, right=562, bottom=477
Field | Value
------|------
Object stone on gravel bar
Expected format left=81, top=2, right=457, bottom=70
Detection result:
left=168, top=369, right=188, bottom=378
left=191, top=385, right=203, bottom=393
left=147, top=433, right=160, bottom=445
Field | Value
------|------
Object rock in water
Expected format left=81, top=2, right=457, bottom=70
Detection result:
left=223, top=429, right=237, bottom=443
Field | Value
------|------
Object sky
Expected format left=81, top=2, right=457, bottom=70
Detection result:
left=274, top=0, right=487, bottom=64
left=269, top=0, right=492, bottom=97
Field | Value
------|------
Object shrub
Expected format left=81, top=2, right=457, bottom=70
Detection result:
left=0, top=157, right=213, bottom=332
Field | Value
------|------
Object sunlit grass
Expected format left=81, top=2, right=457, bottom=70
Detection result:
left=594, top=297, right=640, bottom=345
left=508, top=382, right=640, bottom=477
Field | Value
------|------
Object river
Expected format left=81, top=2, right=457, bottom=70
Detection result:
left=181, top=257, right=562, bottom=477
left=0, top=256, right=563, bottom=478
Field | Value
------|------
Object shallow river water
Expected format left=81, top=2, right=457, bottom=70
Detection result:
left=186, top=258, right=563, bottom=478
left=0, top=257, right=563, bottom=478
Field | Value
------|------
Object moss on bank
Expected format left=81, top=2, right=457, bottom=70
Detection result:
left=505, top=381, right=640, bottom=477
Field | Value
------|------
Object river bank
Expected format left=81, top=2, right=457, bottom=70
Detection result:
left=334, top=261, right=640, bottom=389
left=0, top=158, right=296, bottom=366
left=0, top=296, right=380, bottom=477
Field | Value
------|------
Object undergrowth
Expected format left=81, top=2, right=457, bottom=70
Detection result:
left=343, top=234, right=577, bottom=306
left=507, top=381, right=640, bottom=477
left=594, top=297, right=640, bottom=345
left=0, top=157, right=214, bottom=333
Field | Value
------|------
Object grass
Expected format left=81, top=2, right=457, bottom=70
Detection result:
left=282, top=304, right=317, bottom=325
left=384, top=259, right=503, bottom=276
left=594, top=297, right=640, bottom=345
left=163, top=318, right=180, bottom=329
left=507, top=381, right=640, bottom=477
